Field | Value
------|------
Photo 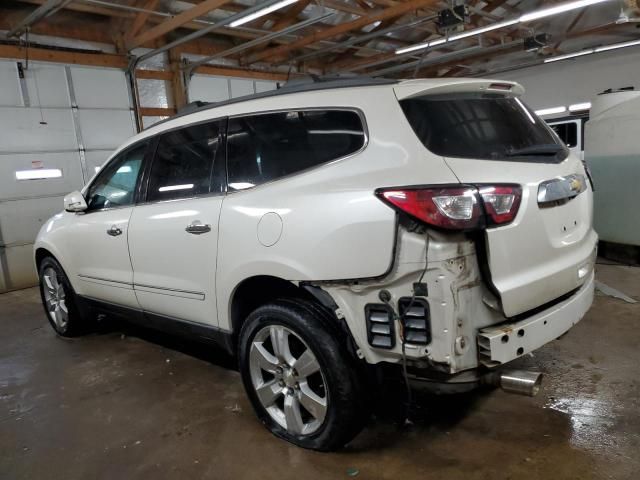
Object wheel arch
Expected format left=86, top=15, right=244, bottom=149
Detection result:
left=34, top=246, right=79, bottom=294
left=228, top=275, right=364, bottom=365
left=35, top=247, right=56, bottom=271
left=229, top=275, right=315, bottom=342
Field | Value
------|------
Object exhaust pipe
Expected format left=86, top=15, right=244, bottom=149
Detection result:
left=485, top=370, right=543, bottom=396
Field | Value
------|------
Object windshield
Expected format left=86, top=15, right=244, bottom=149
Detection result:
left=400, top=92, right=568, bottom=163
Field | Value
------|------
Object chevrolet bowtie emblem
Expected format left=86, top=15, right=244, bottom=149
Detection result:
left=569, top=177, right=583, bottom=192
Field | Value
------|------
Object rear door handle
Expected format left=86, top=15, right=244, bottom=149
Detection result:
left=107, top=225, right=123, bottom=237
left=185, top=221, right=211, bottom=235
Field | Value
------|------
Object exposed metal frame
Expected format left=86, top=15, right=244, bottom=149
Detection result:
left=64, top=65, right=90, bottom=183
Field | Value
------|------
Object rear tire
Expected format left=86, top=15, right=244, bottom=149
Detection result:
left=238, top=298, right=367, bottom=451
left=38, top=256, right=89, bottom=337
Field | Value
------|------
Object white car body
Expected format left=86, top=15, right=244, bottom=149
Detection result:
left=35, top=77, right=597, bottom=379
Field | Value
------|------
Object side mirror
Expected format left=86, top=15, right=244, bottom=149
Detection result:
left=64, top=191, right=88, bottom=212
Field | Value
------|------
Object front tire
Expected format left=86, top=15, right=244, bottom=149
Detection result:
left=38, top=256, right=88, bottom=337
left=238, top=298, right=367, bottom=451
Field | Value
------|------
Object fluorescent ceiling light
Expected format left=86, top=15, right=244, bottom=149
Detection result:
left=544, top=49, right=593, bottom=62
left=543, top=38, right=640, bottom=63
left=396, top=37, right=446, bottom=55
left=117, top=165, right=132, bottom=173
left=595, top=38, right=640, bottom=52
left=16, top=168, right=62, bottom=180
left=229, top=0, right=299, bottom=27
left=535, top=106, right=567, bottom=116
left=395, top=0, right=613, bottom=55
left=448, top=19, right=519, bottom=41
left=519, top=0, right=610, bottom=22
left=569, top=102, right=591, bottom=112
left=158, top=184, right=194, bottom=192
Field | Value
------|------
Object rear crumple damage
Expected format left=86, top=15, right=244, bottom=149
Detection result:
left=318, top=225, right=506, bottom=374
left=315, top=218, right=594, bottom=375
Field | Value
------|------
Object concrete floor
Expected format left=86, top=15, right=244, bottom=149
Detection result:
left=1, top=265, right=639, bottom=480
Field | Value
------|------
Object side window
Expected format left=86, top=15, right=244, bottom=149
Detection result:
left=146, top=121, right=221, bottom=202
left=86, top=142, right=147, bottom=211
left=227, top=110, right=365, bottom=190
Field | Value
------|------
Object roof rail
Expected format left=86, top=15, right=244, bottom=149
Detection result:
left=598, top=86, right=635, bottom=95
left=177, top=100, right=211, bottom=115
left=280, top=73, right=382, bottom=88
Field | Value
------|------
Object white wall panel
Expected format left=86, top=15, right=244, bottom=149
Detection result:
left=0, top=108, right=77, bottom=152
left=84, top=150, right=113, bottom=175
left=0, top=244, right=38, bottom=290
left=78, top=109, right=136, bottom=149
left=70, top=66, right=130, bottom=108
left=230, top=78, right=255, bottom=98
left=23, top=63, right=70, bottom=107
left=0, top=197, right=64, bottom=246
left=142, top=116, right=168, bottom=129
left=188, top=75, right=230, bottom=103
left=255, top=81, right=278, bottom=93
left=498, top=48, right=640, bottom=111
left=0, top=61, right=22, bottom=106
left=0, top=151, right=84, bottom=201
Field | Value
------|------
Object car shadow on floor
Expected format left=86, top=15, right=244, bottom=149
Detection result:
left=92, top=314, right=490, bottom=451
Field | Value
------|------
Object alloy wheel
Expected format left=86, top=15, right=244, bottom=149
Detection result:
left=42, top=267, right=68, bottom=330
left=249, top=325, right=328, bottom=435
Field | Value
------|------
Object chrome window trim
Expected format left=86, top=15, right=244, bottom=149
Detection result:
left=225, top=106, right=369, bottom=194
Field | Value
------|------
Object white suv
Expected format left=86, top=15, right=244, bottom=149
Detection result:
left=35, top=77, right=597, bottom=450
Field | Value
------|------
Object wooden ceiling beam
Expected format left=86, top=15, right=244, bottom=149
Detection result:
left=418, top=21, right=629, bottom=77
left=0, top=43, right=128, bottom=68
left=413, top=42, right=521, bottom=76
left=126, top=0, right=232, bottom=50
left=193, top=64, right=289, bottom=80
left=332, top=0, right=517, bottom=73
left=322, top=0, right=371, bottom=16
left=124, top=0, right=160, bottom=43
left=246, top=0, right=439, bottom=64
left=271, top=0, right=312, bottom=31
left=0, top=43, right=288, bottom=81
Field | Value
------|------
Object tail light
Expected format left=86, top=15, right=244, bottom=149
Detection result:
left=479, top=185, right=521, bottom=226
left=376, top=184, right=521, bottom=230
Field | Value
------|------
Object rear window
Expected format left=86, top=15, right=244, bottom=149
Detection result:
left=400, top=93, right=568, bottom=162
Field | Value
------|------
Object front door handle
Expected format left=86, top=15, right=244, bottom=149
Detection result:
left=185, top=221, right=211, bottom=235
left=107, top=225, right=123, bottom=237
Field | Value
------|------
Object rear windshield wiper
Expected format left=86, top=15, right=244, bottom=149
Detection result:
left=506, top=144, right=565, bottom=156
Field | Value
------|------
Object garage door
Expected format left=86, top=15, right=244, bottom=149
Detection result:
left=0, top=61, right=136, bottom=292
left=188, top=74, right=278, bottom=103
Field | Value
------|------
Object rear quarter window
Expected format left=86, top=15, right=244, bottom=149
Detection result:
left=226, top=109, right=365, bottom=190
left=400, top=93, right=568, bottom=163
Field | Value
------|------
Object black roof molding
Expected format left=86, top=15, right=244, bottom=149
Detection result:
left=146, top=75, right=398, bottom=130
